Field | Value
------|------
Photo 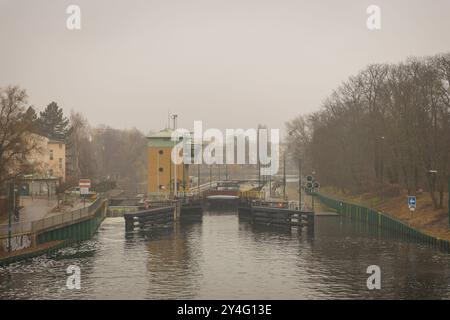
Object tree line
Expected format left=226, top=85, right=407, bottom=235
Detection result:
left=286, top=52, right=450, bottom=209
left=0, top=85, right=147, bottom=191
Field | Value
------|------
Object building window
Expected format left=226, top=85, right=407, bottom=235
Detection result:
left=59, top=158, right=63, bottom=169
left=158, top=150, right=163, bottom=155
left=159, top=167, right=164, bottom=172
left=49, top=150, right=53, bottom=160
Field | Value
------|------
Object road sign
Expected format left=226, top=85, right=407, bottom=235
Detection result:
left=80, top=187, right=89, bottom=195
left=408, top=196, right=416, bottom=210
left=79, top=179, right=91, bottom=188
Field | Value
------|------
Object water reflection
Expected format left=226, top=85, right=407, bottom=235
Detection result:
left=0, top=212, right=450, bottom=299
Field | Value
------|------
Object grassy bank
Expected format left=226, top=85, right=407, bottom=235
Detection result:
left=284, top=182, right=450, bottom=241
left=320, top=186, right=450, bottom=242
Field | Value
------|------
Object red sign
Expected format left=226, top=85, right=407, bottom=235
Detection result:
left=79, top=179, right=91, bottom=188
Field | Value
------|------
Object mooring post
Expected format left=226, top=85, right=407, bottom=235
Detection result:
left=124, top=216, right=134, bottom=231
left=306, top=211, right=315, bottom=237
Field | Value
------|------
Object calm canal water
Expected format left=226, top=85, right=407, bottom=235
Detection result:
left=1, top=210, right=450, bottom=299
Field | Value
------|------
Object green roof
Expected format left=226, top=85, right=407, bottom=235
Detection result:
left=147, top=129, right=181, bottom=148
left=147, top=129, right=174, bottom=139
left=147, top=129, right=197, bottom=148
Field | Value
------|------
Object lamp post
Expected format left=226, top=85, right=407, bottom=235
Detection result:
left=283, top=147, right=286, bottom=200
left=299, top=157, right=302, bottom=209
left=257, top=128, right=261, bottom=189
left=288, top=130, right=302, bottom=209
left=429, top=169, right=438, bottom=198
left=171, top=114, right=178, bottom=197
left=7, top=174, right=20, bottom=253
left=380, top=136, right=385, bottom=203
left=7, top=178, right=14, bottom=253
left=209, top=165, right=212, bottom=188
left=427, top=169, right=438, bottom=215
left=198, top=164, right=200, bottom=193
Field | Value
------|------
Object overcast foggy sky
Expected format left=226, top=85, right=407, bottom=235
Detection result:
left=1, top=0, right=450, bottom=136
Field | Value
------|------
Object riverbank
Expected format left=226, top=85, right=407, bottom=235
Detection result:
left=320, top=187, right=450, bottom=242
left=0, top=198, right=107, bottom=266
left=0, top=240, right=65, bottom=266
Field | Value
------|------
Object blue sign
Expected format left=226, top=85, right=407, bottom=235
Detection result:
left=408, top=196, right=416, bottom=208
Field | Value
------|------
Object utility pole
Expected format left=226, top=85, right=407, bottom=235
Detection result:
left=448, top=176, right=450, bottom=229
left=209, top=165, right=212, bottom=188
left=299, top=157, right=302, bottom=209
left=171, top=114, right=178, bottom=197
left=7, top=177, right=16, bottom=253
left=283, top=151, right=286, bottom=200
left=257, top=128, right=260, bottom=189
left=174, top=145, right=177, bottom=197
left=381, top=136, right=385, bottom=203
left=198, top=164, right=200, bottom=193
left=269, top=171, right=272, bottom=199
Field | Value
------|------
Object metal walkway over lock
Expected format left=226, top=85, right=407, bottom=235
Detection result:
left=121, top=180, right=315, bottom=233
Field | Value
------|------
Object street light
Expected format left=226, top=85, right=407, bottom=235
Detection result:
left=7, top=174, right=21, bottom=253
left=429, top=170, right=438, bottom=192
left=171, top=114, right=178, bottom=197
left=380, top=136, right=385, bottom=203
left=288, top=130, right=302, bottom=209
left=283, top=145, right=287, bottom=200
left=209, top=165, right=212, bottom=188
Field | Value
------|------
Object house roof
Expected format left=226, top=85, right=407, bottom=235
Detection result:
left=147, top=128, right=191, bottom=148
left=147, top=128, right=174, bottom=139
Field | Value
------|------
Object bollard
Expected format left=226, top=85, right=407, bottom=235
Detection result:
left=124, top=216, right=134, bottom=231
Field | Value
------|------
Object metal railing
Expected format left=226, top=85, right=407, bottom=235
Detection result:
left=315, top=193, right=450, bottom=253
left=0, top=221, right=32, bottom=237
left=0, top=197, right=105, bottom=237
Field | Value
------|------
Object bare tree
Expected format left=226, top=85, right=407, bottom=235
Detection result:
left=286, top=52, right=450, bottom=209
left=0, top=86, right=39, bottom=185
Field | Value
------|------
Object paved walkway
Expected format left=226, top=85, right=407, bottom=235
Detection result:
left=0, top=197, right=57, bottom=224
left=19, top=197, right=57, bottom=222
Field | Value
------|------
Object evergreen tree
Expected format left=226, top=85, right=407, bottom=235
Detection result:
left=38, top=102, right=69, bottom=140
left=24, top=106, right=40, bottom=134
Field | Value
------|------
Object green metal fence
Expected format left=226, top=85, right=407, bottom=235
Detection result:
left=36, top=201, right=106, bottom=245
left=314, top=193, right=450, bottom=253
